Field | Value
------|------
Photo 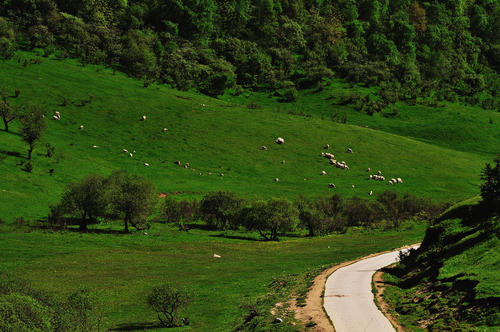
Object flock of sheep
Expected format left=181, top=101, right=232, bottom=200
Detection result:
left=57, top=109, right=404, bottom=196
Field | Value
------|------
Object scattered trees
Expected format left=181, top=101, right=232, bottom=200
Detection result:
left=200, top=191, right=244, bottom=230
left=147, top=284, right=190, bottom=327
left=49, top=171, right=156, bottom=232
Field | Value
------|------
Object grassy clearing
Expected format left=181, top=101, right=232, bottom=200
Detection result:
left=0, top=53, right=496, bottom=221
left=0, top=222, right=426, bottom=331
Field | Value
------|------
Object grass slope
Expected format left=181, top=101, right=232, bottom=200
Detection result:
left=382, top=200, right=500, bottom=331
left=0, top=53, right=496, bottom=221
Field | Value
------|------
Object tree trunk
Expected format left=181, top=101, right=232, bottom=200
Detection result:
left=2, top=117, right=7, bottom=131
left=28, top=144, right=33, bottom=160
left=124, top=216, right=129, bottom=233
left=80, top=212, right=87, bottom=231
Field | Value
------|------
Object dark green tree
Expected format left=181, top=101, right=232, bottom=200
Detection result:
left=19, top=106, right=46, bottom=160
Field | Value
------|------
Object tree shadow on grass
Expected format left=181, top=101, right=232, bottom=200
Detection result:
left=109, top=322, right=165, bottom=331
left=209, top=233, right=262, bottom=242
left=0, top=129, right=22, bottom=137
left=0, top=148, right=25, bottom=159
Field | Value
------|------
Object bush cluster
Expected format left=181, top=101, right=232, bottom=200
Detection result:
left=49, top=170, right=156, bottom=232
left=163, top=190, right=444, bottom=240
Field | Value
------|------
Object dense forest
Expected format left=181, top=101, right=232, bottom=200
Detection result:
left=0, top=0, right=498, bottom=104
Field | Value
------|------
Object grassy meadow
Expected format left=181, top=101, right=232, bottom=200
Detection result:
left=1, top=52, right=498, bottom=221
left=0, top=52, right=499, bottom=331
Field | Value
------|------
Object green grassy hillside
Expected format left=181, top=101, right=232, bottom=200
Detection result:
left=1, top=53, right=498, bottom=222
left=382, top=200, right=500, bottom=331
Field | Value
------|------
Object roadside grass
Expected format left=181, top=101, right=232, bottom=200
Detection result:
left=380, top=200, right=500, bottom=331
left=0, top=221, right=427, bottom=331
left=0, top=52, right=495, bottom=221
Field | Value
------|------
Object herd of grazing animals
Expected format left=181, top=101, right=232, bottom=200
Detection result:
left=55, top=108, right=405, bottom=196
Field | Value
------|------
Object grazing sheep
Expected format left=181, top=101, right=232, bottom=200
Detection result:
left=261, top=146, right=268, bottom=150
left=352, top=184, right=355, bottom=188
left=367, top=167, right=371, bottom=172
left=184, top=165, right=188, bottom=169
left=347, top=148, right=353, bottom=153
left=201, top=104, right=206, bottom=107
left=328, top=183, right=336, bottom=188
left=213, top=253, right=221, bottom=258
left=141, top=115, right=147, bottom=121
left=274, top=178, right=279, bottom=182
left=389, top=180, right=393, bottom=185
left=208, top=172, right=212, bottom=175
left=220, top=173, right=224, bottom=177
left=391, top=178, right=397, bottom=183
left=369, top=190, right=373, bottom=196
left=275, top=137, right=285, bottom=144
left=122, top=149, right=128, bottom=153
left=52, top=115, right=60, bottom=120
left=321, top=170, right=327, bottom=175
left=324, top=144, right=330, bottom=149
left=92, top=145, right=98, bottom=148
left=174, top=161, right=181, bottom=165
left=397, top=178, right=403, bottom=183
left=79, top=125, right=84, bottom=130
left=381, top=176, right=386, bottom=181
left=324, top=153, right=335, bottom=159
left=282, top=160, right=286, bottom=164
left=377, top=170, right=382, bottom=175
left=369, top=175, right=373, bottom=180
left=144, top=163, right=150, bottom=166
left=129, top=153, right=133, bottom=157
left=162, top=128, right=168, bottom=132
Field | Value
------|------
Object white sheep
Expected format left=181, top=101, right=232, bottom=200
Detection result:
left=389, top=180, right=393, bottom=185
left=367, top=167, right=371, bottom=172
left=369, top=190, right=373, bottom=196
left=123, top=149, right=128, bottom=153
left=162, top=128, right=168, bottom=132
left=275, top=137, right=285, bottom=144
left=144, top=163, right=150, bottom=166
left=324, top=144, right=330, bottom=149
left=79, top=125, right=84, bottom=130
left=347, top=147, right=353, bottom=153
left=328, top=183, right=336, bottom=188
left=261, top=146, right=268, bottom=150
left=397, top=178, right=403, bottom=183
left=282, top=160, right=286, bottom=165
left=52, top=115, right=60, bottom=120
left=274, top=178, right=279, bottom=182
left=213, top=253, right=221, bottom=258
left=141, top=115, right=147, bottom=121
left=129, top=153, right=133, bottom=157
left=321, top=170, right=327, bottom=175
left=92, top=145, right=98, bottom=148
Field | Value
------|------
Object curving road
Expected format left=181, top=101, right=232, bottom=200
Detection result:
left=323, top=247, right=417, bottom=332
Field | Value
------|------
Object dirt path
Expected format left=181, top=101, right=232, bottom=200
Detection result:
left=291, top=244, right=418, bottom=331
left=373, top=270, right=405, bottom=332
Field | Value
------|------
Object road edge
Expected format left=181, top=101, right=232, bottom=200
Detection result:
left=291, top=243, right=420, bottom=331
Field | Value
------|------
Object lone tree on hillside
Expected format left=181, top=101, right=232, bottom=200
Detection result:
left=57, top=174, right=109, bottom=231
left=19, top=106, right=46, bottom=160
left=0, top=97, right=17, bottom=131
left=107, top=170, right=156, bottom=232
left=480, top=156, right=500, bottom=214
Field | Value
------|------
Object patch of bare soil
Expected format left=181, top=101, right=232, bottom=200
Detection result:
left=290, top=244, right=418, bottom=331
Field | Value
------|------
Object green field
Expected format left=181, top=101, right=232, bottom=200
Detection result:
left=1, top=53, right=498, bottom=222
left=1, top=52, right=499, bottom=331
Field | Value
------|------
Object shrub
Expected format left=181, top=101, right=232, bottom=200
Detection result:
left=0, top=293, right=53, bottom=332
left=66, top=288, right=103, bottom=332
left=163, top=196, right=181, bottom=223
left=480, top=156, right=500, bottom=215
left=279, top=87, right=298, bottom=102
left=147, top=284, right=190, bottom=327
left=200, top=191, right=244, bottom=229
left=297, top=195, right=345, bottom=236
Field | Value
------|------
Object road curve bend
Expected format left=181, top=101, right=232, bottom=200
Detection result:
left=323, top=247, right=417, bottom=332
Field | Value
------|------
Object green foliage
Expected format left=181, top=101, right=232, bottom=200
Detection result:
left=66, top=288, right=103, bottom=332
left=0, top=293, right=53, bottom=332
left=240, top=198, right=298, bottom=240
left=200, top=191, right=244, bottom=230
left=480, top=156, right=500, bottom=214
left=56, top=174, right=108, bottom=231
left=147, top=284, right=190, bottom=327
left=19, top=105, right=46, bottom=160
left=107, top=170, right=156, bottom=232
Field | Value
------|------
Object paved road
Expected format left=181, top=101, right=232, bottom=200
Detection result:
left=323, top=247, right=416, bottom=332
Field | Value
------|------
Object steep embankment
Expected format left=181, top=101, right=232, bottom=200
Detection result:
left=0, top=53, right=496, bottom=221
left=382, top=199, right=500, bottom=331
